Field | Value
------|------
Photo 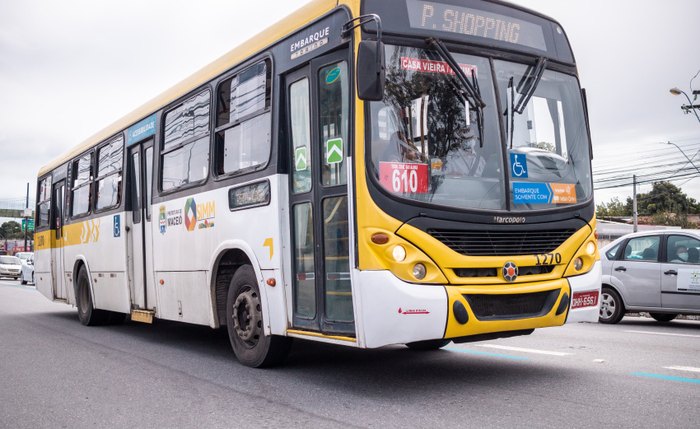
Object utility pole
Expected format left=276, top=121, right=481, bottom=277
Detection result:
left=24, top=182, right=29, bottom=252
left=633, top=175, right=638, bottom=233
left=670, top=87, right=700, bottom=125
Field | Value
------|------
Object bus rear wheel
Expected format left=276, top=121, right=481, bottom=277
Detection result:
left=225, top=265, right=291, bottom=367
left=75, top=266, right=111, bottom=326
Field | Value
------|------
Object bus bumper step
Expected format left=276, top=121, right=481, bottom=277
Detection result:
left=131, top=309, right=155, bottom=324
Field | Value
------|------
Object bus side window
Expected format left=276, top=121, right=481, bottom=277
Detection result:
left=214, top=59, right=272, bottom=177
left=95, top=136, right=124, bottom=211
left=36, top=176, right=52, bottom=229
left=161, top=90, right=211, bottom=192
left=71, top=152, right=93, bottom=217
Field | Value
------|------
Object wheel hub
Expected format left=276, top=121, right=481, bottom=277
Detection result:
left=232, top=289, right=261, bottom=343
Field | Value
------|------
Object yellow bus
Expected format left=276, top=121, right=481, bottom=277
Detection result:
left=34, top=0, right=600, bottom=367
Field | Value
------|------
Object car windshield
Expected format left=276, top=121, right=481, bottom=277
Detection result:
left=0, top=256, right=21, bottom=265
left=367, top=44, right=592, bottom=212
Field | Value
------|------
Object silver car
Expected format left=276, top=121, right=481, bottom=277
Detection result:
left=600, top=230, right=700, bottom=323
left=0, top=255, right=22, bottom=280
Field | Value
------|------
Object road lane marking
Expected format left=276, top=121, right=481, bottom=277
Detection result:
left=445, top=347, right=529, bottom=361
left=664, top=366, right=700, bottom=373
left=475, top=344, right=571, bottom=356
left=631, top=372, right=700, bottom=385
left=624, top=330, right=700, bottom=339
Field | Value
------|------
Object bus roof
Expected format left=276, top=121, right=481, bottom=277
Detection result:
left=39, top=0, right=342, bottom=177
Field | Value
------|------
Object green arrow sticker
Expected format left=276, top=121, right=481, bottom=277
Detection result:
left=326, top=138, right=343, bottom=165
left=295, top=146, right=308, bottom=171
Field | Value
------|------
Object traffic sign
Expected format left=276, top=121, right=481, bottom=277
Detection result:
left=22, top=218, right=35, bottom=232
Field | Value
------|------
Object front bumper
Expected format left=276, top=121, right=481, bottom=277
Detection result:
left=354, top=265, right=600, bottom=348
left=565, top=260, right=602, bottom=323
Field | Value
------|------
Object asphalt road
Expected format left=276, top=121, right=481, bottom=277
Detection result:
left=1, top=279, right=698, bottom=428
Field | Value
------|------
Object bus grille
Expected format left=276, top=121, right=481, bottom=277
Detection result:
left=429, top=229, right=575, bottom=256
left=464, top=290, right=559, bottom=320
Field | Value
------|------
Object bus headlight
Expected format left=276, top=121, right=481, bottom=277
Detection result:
left=392, top=245, right=407, bottom=262
left=574, top=257, right=584, bottom=271
left=586, top=241, right=596, bottom=255
left=412, top=263, right=427, bottom=280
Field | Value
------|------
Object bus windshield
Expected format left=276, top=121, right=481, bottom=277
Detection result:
left=368, top=44, right=592, bottom=211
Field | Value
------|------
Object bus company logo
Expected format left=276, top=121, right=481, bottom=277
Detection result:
left=502, top=261, right=519, bottom=282
left=184, top=198, right=197, bottom=231
left=493, top=216, right=526, bottom=224
left=159, top=206, right=166, bottom=234
left=183, top=198, right=216, bottom=232
left=398, top=307, right=430, bottom=315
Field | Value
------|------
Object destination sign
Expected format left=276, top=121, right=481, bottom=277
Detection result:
left=406, top=0, right=546, bottom=51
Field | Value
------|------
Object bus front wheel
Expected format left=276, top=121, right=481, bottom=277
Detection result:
left=225, top=265, right=291, bottom=367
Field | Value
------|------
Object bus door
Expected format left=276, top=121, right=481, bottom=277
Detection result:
left=51, top=180, right=67, bottom=300
left=127, top=139, right=156, bottom=310
left=285, top=49, right=354, bottom=335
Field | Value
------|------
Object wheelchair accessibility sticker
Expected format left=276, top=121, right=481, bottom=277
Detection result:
left=510, top=153, right=528, bottom=178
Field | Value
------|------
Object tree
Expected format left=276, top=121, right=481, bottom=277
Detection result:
left=632, top=181, right=700, bottom=215
left=596, top=197, right=630, bottom=218
left=0, top=221, right=24, bottom=239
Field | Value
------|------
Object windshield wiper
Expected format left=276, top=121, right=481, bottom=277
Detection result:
left=513, top=57, right=547, bottom=114
left=427, top=38, right=485, bottom=145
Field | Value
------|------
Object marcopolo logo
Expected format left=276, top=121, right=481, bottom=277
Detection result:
left=183, top=197, right=216, bottom=232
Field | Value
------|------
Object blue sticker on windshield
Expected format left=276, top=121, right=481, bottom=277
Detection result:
left=510, top=153, right=528, bottom=178
left=512, top=182, right=550, bottom=204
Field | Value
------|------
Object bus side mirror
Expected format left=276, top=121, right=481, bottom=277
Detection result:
left=357, top=40, right=385, bottom=101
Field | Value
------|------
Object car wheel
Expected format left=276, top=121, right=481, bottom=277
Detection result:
left=75, top=266, right=110, bottom=326
left=225, top=265, right=292, bottom=367
left=406, top=339, right=451, bottom=351
left=599, top=287, right=625, bottom=324
left=649, top=312, right=677, bottom=323
left=21, top=278, right=27, bottom=285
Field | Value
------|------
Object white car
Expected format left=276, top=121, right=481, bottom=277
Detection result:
left=0, top=255, right=22, bottom=280
left=600, top=230, right=700, bottom=323
left=20, top=257, right=34, bottom=285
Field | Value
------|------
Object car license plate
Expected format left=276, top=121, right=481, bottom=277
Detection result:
left=571, top=290, right=599, bottom=309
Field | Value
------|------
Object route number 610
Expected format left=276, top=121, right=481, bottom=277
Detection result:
left=392, top=168, right=418, bottom=193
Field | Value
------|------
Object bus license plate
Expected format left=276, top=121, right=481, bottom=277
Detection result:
left=571, top=290, right=599, bottom=309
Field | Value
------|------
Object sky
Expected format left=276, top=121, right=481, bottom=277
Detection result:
left=1, top=0, right=699, bottom=214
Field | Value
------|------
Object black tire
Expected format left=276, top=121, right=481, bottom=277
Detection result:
left=225, top=265, right=292, bottom=367
left=75, top=266, right=110, bottom=326
left=599, top=287, right=625, bottom=324
left=406, top=339, right=451, bottom=351
left=21, top=278, right=27, bottom=285
left=649, top=313, right=678, bottom=323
